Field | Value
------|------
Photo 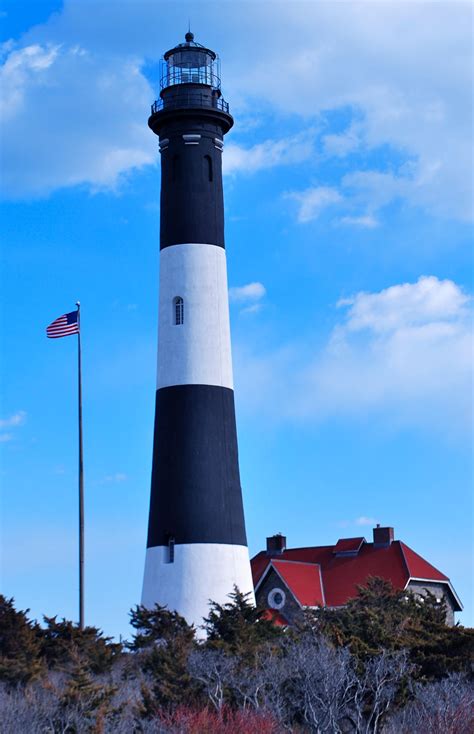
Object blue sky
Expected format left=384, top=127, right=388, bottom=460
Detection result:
left=1, top=0, right=472, bottom=639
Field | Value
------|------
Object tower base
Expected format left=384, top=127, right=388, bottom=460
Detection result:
left=141, top=543, right=255, bottom=636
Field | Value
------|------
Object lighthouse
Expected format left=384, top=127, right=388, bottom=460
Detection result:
left=141, top=32, right=255, bottom=629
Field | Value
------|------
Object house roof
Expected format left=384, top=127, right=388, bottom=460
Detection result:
left=258, top=559, right=325, bottom=607
left=251, top=535, right=462, bottom=612
left=399, top=542, right=448, bottom=581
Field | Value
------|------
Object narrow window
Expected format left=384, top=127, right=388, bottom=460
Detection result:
left=167, top=536, right=175, bottom=564
left=173, top=296, right=184, bottom=325
left=172, top=154, right=180, bottom=182
left=203, top=154, right=213, bottom=182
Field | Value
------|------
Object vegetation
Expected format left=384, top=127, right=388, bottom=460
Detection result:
left=316, top=577, right=474, bottom=680
left=0, top=580, right=472, bottom=733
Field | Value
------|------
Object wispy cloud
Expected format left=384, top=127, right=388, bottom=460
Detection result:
left=0, top=411, right=27, bottom=443
left=355, top=516, right=378, bottom=527
left=322, top=122, right=363, bottom=158
left=338, top=214, right=379, bottom=229
left=229, top=282, right=266, bottom=303
left=337, top=516, right=378, bottom=529
left=0, top=411, right=27, bottom=428
left=229, top=282, right=266, bottom=316
left=1, top=43, right=154, bottom=198
left=223, top=131, right=315, bottom=176
left=234, top=276, right=473, bottom=436
left=285, top=186, right=342, bottom=223
left=0, top=2, right=470, bottom=220
left=241, top=303, right=263, bottom=315
left=230, top=2, right=473, bottom=221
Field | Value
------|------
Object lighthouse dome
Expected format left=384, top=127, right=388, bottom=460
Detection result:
left=162, top=32, right=220, bottom=90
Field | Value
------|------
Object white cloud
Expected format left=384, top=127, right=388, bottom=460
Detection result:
left=0, top=410, right=27, bottom=428
left=241, top=303, right=263, bottom=315
left=286, top=186, right=342, bottom=223
left=223, top=131, right=315, bottom=176
left=355, top=516, right=378, bottom=527
left=337, top=516, right=378, bottom=529
left=224, top=2, right=473, bottom=221
left=338, top=214, right=379, bottom=229
left=0, top=44, right=60, bottom=121
left=229, top=282, right=266, bottom=303
left=1, top=1, right=471, bottom=218
left=339, top=276, right=470, bottom=334
left=234, top=277, right=473, bottom=436
left=322, top=122, right=363, bottom=158
left=0, top=42, right=155, bottom=197
left=0, top=411, right=26, bottom=443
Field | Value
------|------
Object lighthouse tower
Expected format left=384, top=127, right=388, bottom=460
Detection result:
left=141, top=33, right=255, bottom=629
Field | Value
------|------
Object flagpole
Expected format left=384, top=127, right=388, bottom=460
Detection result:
left=76, top=301, right=84, bottom=630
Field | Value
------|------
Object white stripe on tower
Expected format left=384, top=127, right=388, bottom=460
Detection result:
left=142, top=545, right=254, bottom=629
left=157, top=243, right=233, bottom=390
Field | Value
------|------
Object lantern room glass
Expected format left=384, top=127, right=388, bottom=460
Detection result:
left=161, top=47, right=221, bottom=90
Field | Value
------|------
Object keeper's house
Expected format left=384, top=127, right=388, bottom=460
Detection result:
left=251, top=526, right=462, bottom=626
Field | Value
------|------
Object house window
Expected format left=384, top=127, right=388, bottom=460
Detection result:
left=268, top=587, right=286, bottom=610
left=173, top=296, right=184, bottom=325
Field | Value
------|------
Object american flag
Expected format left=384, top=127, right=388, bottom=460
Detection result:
left=46, top=310, right=79, bottom=338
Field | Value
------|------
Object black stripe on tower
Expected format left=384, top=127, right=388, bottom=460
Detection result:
left=158, top=120, right=227, bottom=250
left=146, top=384, right=248, bottom=548
left=148, top=84, right=233, bottom=250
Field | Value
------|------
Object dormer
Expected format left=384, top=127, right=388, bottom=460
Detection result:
left=333, top=537, right=365, bottom=557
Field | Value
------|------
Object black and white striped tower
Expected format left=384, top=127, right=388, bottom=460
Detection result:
left=141, top=32, right=255, bottom=629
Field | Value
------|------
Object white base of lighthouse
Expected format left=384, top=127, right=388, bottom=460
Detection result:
left=142, top=543, right=255, bottom=635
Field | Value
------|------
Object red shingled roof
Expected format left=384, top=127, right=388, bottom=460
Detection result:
left=251, top=537, right=461, bottom=611
left=400, top=542, right=448, bottom=581
left=270, top=560, right=325, bottom=607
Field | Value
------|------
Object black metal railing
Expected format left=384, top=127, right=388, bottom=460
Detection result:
left=151, top=92, right=230, bottom=115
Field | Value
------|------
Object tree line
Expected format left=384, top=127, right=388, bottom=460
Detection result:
left=0, top=578, right=473, bottom=733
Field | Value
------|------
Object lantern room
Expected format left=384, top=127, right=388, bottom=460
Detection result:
left=161, top=31, right=221, bottom=90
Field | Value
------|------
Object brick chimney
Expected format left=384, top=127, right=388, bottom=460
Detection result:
left=266, top=533, right=286, bottom=555
left=373, top=525, right=394, bottom=547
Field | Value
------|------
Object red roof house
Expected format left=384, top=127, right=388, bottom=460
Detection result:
left=251, top=526, right=462, bottom=626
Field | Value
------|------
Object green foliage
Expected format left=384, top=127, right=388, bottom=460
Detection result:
left=41, top=615, right=122, bottom=674
left=129, top=603, right=195, bottom=650
left=203, top=586, right=282, bottom=655
left=60, top=650, right=117, bottom=731
left=129, top=604, right=198, bottom=711
left=0, top=592, right=472, bottom=730
left=314, top=577, right=474, bottom=680
left=0, top=595, right=44, bottom=685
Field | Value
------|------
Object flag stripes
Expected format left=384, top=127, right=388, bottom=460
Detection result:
left=46, top=310, right=79, bottom=338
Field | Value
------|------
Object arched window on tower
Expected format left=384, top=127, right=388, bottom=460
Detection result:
left=173, top=296, right=184, bottom=325
left=203, top=154, right=213, bottom=182
left=172, top=154, right=180, bottom=182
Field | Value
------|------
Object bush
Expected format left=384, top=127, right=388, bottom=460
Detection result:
left=0, top=589, right=472, bottom=732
